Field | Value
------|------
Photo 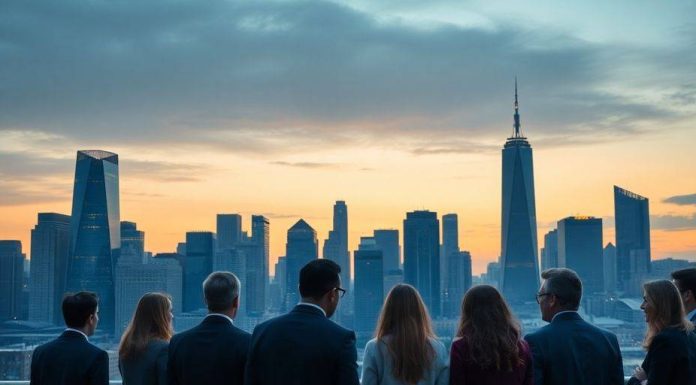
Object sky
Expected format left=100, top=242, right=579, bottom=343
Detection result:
left=1, top=0, right=695, bottom=275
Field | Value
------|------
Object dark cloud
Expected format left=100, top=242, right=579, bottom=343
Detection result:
left=0, top=0, right=688, bottom=156
left=651, top=214, right=696, bottom=231
left=663, top=193, right=696, bottom=206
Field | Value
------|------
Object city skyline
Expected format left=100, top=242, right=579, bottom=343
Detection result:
left=2, top=1, right=696, bottom=275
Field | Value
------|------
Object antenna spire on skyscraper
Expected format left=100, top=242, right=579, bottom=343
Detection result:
left=513, top=77, right=521, bottom=138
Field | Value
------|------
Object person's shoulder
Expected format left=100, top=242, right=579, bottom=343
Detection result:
left=147, top=338, right=169, bottom=352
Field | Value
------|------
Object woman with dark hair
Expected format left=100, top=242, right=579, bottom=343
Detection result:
left=628, top=280, right=696, bottom=385
left=450, top=285, right=532, bottom=385
left=361, top=284, right=449, bottom=385
left=119, top=292, right=174, bottom=385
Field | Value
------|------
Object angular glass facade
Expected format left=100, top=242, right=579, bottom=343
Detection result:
left=66, top=150, right=120, bottom=334
left=184, top=231, right=214, bottom=312
left=614, top=186, right=650, bottom=294
left=403, top=210, right=440, bottom=317
left=285, top=219, right=318, bottom=309
left=557, top=216, right=604, bottom=295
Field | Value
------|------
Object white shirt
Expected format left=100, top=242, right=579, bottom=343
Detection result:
left=64, top=328, right=89, bottom=340
left=687, top=308, right=696, bottom=322
left=297, top=302, right=327, bottom=317
left=551, top=310, right=578, bottom=322
left=205, top=313, right=235, bottom=325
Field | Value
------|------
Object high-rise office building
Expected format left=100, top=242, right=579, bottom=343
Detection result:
left=0, top=241, right=25, bottom=321
left=184, top=232, right=214, bottom=311
left=541, top=229, right=558, bottom=271
left=445, top=251, right=472, bottom=318
left=29, top=213, right=71, bottom=325
left=373, top=229, right=400, bottom=272
left=217, top=214, right=242, bottom=251
left=614, top=186, right=651, bottom=294
left=603, top=243, right=617, bottom=293
left=500, top=82, right=540, bottom=304
left=247, top=215, right=269, bottom=316
left=354, top=238, right=383, bottom=340
left=323, top=201, right=349, bottom=287
left=403, top=210, right=440, bottom=317
left=285, top=220, right=318, bottom=309
left=557, top=216, right=604, bottom=295
left=120, top=221, right=145, bottom=264
left=273, top=256, right=287, bottom=311
left=66, top=150, right=120, bottom=334
left=441, top=214, right=459, bottom=317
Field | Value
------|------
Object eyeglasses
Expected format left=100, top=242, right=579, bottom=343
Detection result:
left=335, top=287, right=346, bottom=298
left=535, top=292, right=551, bottom=304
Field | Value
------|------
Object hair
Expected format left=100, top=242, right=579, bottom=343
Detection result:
left=299, top=259, right=341, bottom=300
left=541, top=268, right=582, bottom=310
left=62, top=291, right=98, bottom=328
left=118, top=293, right=173, bottom=360
left=375, top=284, right=435, bottom=385
left=203, top=271, right=240, bottom=312
left=671, top=268, right=696, bottom=299
left=642, top=280, right=694, bottom=349
left=456, top=285, right=523, bottom=371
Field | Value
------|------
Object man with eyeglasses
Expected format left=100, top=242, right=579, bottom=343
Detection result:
left=244, top=259, right=359, bottom=385
left=524, top=268, right=624, bottom=385
left=671, top=268, right=696, bottom=324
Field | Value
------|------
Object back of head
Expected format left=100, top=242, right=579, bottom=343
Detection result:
left=376, top=284, right=435, bottom=384
left=642, top=279, right=694, bottom=348
left=299, top=259, right=341, bottom=300
left=62, top=292, right=98, bottom=329
left=671, top=268, right=696, bottom=298
left=541, top=268, right=582, bottom=310
left=203, top=271, right=240, bottom=312
left=119, top=292, right=173, bottom=360
left=457, top=285, right=521, bottom=371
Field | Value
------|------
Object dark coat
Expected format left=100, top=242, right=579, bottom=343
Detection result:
left=119, top=339, right=168, bottom=385
left=167, top=315, right=251, bottom=385
left=30, top=330, right=109, bottom=385
left=450, top=338, right=533, bottom=385
left=244, top=304, right=360, bottom=385
left=627, top=327, right=696, bottom=385
left=524, top=312, right=624, bottom=385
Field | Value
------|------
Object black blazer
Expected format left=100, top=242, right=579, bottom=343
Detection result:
left=167, top=315, right=251, bottom=385
left=30, top=330, right=109, bottom=385
left=524, top=312, right=623, bottom=385
left=628, top=327, right=696, bottom=385
left=244, top=304, right=359, bottom=385
left=119, top=339, right=168, bottom=385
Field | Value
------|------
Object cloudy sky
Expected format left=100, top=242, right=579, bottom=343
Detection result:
left=2, top=0, right=695, bottom=274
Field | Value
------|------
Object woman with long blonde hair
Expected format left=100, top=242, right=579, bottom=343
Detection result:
left=628, top=280, right=696, bottom=385
left=361, top=284, right=449, bottom=385
left=118, top=292, right=174, bottom=385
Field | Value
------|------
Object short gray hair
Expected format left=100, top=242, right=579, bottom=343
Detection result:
left=541, top=268, right=582, bottom=310
left=203, top=271, right=240, bottom=312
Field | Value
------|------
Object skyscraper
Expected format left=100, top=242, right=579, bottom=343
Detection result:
left=557, top=216, right=604, bottom=295
left=248, top=215, right=269, bottom=316
left=354, top=238, right=383, bottom=341
left=323, top=201, right=349, bottom=287
left=500, top=82, right=540, bottom=304
left=373, top=229, right=400, bottom=272
left=285, top=220, right=318, bottom=309
left=29, top=213, right=71, bottom=325
left=403, top=210, right=440, bottom=317
left=441, top=214, right=459, bottom=317
left=66, top=150, right=120, bottom=333
left=541, top=229, right=558, bottom=271
left=445, top=251, right=472, bottom=318
left=0, top=241, right=24, bottom=321
left=184, top=231, right=214, bottom=311
left=120, top=221, right=145, bottom=264
left=614, top=186, right=651, bottom=294
left=603, top=243, right=617, bottom=293
left=217, top=214, right=242, bottom=251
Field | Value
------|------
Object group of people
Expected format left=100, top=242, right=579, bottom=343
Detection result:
left=29, top=260, right=696, bottom=385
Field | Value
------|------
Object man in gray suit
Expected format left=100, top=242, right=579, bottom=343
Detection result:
left=672, top=268, right=696, bottom=324
left=524, top=268, right=624, bottom=385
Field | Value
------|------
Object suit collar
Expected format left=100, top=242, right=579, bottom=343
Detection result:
left=292, top=304, right=327, bottom=318
left=62, top=328, right=89, bottom=341
left=551, top=311, right=582, bottom=323
left=201, top=314, right=235, bottom=328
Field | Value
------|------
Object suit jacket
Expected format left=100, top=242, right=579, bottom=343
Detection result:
left=244, top=304, right=360, bottom=385
left=119, top=339, right=168, bottom=385
left=168, top=315, right=251, bottom=385
left=524, top=312, right=623, bottom=385
left=450, top=337, right=532, bottom=385
left=30, top=330, right=109, bottom=385
left=627, top=327, right=696, bottom=385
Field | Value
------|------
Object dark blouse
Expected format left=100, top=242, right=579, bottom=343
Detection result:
left=627, top=327, right=696, bottom=385
left=450, top=337, right=533, bottom=385
left=118, top=339, right=168, bottom=385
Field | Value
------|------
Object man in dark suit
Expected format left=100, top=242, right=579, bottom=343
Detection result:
left=672, top=268, right=696, bottom=324
left=168, top=271, right=251, bottom=385
left=524, top=268, right=624, bottom=385
left=30, top=291, right=109, bottom=385
left=245, top=259, right=359, bottom=385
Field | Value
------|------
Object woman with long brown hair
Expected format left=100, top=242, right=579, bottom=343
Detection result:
left=627, top=280, right=696, bottom=385
left=361, top=284, right=449, bottom=385
left=118, top=292, right=174, bottom=385
left=450, top=285, right=532, bottom=385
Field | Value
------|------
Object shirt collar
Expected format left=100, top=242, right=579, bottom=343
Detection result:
left=64, top=328, right=89, bottom=340
left=687, top=308, right=696, bottom=322
left=297, top=302, right=327, bottom=317
left=205, top=313, right=234, bottom=325
left=551, top=310, right=578, bottom=322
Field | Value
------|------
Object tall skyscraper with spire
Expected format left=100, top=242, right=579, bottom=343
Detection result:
left=500, top=81, right=540, bottom=304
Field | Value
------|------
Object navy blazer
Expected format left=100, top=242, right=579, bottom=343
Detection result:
left=627, top=327, right=696, bottom=385
left=30, top=330, right=109, bottom=385
left=168, top=315, right=251, bottom=385
left=524, top=312, right=623, bottom=385
left=244, top=304, right=360, bottom=385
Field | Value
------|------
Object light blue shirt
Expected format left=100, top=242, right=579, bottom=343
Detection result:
left=361, top=337, right=449, bottom=385
left=687, top=308, right=696, bottom=322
